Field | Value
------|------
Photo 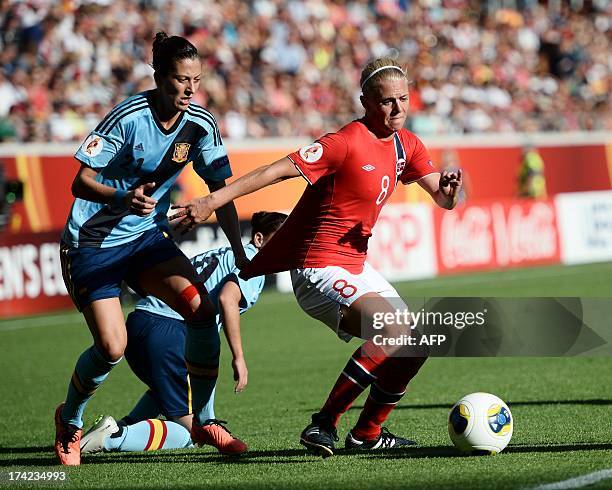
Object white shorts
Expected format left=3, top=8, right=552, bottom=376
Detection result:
left=290, top=263, right=401, bottom=342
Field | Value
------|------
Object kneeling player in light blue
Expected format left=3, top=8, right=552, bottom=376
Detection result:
left=80, top=211, right=287, bottom=455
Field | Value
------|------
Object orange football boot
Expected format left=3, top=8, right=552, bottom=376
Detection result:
left=54, top=403, right=82, bottom=466
left=191, top=419, right=247, bottom=455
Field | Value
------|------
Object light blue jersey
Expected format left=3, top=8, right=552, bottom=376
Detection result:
left=63, top=91, right=231, bottom=248
left=136, top=243, right=264, bottom=324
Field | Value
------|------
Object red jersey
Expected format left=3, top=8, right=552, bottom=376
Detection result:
left=241, top=120, right=437, bottom=279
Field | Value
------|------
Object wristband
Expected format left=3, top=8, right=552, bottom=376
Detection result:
left=112, top=189, right=128, bottom=206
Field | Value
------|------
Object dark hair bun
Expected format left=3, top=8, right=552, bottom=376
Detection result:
left=153, top=31, right=169, bottom=50
left=151, top=32, right=198, bottom=76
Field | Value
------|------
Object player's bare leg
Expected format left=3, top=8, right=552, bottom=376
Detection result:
left=56, top=298, right=126, bottom=465
left=82, top=299, right=128, bottom=362
left=136, top=255, right=214, bottom=316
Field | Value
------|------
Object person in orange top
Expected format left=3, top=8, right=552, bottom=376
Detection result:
left=171, top=57, right=463, bottom=457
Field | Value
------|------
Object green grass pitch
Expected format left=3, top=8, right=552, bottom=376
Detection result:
left=1, top=262, right=611, bottom=489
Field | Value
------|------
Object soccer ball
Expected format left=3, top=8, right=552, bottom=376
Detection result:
left=448, top=392, right=513, bottom=454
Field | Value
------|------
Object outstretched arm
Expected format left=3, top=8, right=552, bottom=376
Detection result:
left=218, top=280, right=248, bottom=393
left=418, top=168, right=463, bottom=210
left=170, top=157, right=300, bottom=233
left=206, top=179, right=247, bottom=266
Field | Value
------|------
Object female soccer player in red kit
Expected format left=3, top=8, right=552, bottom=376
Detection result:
left=171, top=57, right=463, bottom=457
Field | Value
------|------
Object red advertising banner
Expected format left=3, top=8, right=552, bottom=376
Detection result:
left=0, top=194, right=594, bottom=319
left=435, top=199, right=562, bottom=274
left=0, top=230, right=71, bottom=317
left=0, top=139, right=610, bottom=235
left=0, top=222, right=256, bottom=319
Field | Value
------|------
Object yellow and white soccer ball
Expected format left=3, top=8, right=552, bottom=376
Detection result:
left=448, top=392, right=513, bottom=454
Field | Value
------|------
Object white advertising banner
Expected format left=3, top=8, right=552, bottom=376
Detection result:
left=368, top=203, right=438, bottom=281
left=555, top=190, right=612, bottom=265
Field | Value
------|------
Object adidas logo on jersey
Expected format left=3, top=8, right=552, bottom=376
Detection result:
left=134, top=143, right=144, bottom=152
left=362, top=164, right=376, bottom=172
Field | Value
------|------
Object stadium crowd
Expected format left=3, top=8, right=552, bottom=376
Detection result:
left=0, top=0, right=609, bottom=142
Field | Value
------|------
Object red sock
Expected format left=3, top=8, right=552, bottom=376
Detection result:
left=320, top=340, right=387, bottom=426
left=351, top=356, right=427, bottom=441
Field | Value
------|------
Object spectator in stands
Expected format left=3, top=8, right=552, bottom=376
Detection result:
left=0, top=0, right=609, bottom=142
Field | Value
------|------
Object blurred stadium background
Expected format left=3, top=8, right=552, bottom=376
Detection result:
left=0, top=0, right=610, bottom=317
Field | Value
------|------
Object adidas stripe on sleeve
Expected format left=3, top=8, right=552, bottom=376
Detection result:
left=75, top=95, right=147, bottom=169
left=187, top=106, right=232, bottom=182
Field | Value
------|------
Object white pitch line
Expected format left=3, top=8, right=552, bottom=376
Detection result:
left=0, top=312, right=82, bottom=332
left=528, top=469, right=612, bottom=490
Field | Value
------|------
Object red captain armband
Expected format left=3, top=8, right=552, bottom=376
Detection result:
left=176, top=282, right=208, bottom=319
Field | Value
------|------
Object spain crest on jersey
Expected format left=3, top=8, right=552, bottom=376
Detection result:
left=172, top=143, right=191, bottom=163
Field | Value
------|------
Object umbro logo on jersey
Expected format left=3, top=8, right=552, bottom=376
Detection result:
left=362, top=164, right=376, bottom=172
left=134, top=143, right=144, bottom=152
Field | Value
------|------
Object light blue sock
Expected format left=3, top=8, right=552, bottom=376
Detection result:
left=121, top=391, right=162, bottom=425
left=104, top=419, right=193, bottom=452
left=200, top=384, right=217, bottom=421
left=62, top=345, right=121, bottom=428
left=185, top=320, right=220, bottom=425
left=199, top=324, right=222, bottom=420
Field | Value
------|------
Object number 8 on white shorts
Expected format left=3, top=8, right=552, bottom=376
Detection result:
left=290, top=263, right=402, bottom=340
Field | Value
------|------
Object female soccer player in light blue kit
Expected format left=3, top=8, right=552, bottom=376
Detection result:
left=78, top=212, right=286, bottom=456
left=55, top=32, right=247, bottom=465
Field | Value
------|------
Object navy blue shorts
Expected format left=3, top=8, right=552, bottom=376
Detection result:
left=125, top=309, right=190, bottom=417
left=60, top=227, right=185, bottom=311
